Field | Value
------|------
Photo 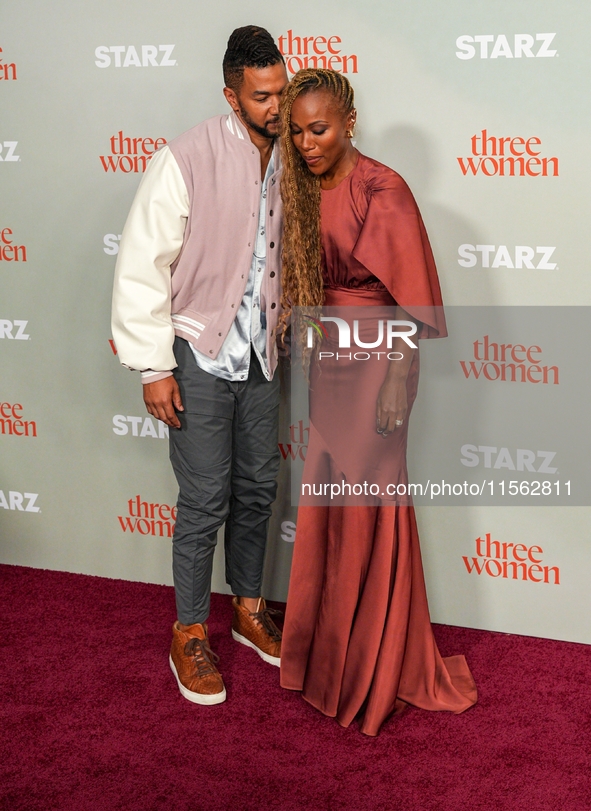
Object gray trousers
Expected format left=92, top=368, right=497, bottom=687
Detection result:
left=169, top=337, right=280, bottom=625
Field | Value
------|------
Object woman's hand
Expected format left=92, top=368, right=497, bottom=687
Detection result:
left=376, top=377, right=408, bottom=436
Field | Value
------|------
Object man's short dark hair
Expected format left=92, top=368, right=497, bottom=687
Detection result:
left=223, top=25, right=284, bottom=91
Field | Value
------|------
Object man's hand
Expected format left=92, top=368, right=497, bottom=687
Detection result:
left=143, top=377, right=184, bottom=429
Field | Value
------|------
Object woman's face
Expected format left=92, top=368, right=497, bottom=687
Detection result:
left=289, top=90, right=354, bottom=177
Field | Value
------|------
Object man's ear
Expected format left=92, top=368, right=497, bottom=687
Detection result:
left=223, top=86, right=239, bottom=113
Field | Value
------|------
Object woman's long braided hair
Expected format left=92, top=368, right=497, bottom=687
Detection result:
left=277, top=69, right=355, bottom=341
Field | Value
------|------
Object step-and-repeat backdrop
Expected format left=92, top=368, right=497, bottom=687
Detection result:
left=2, top=0, right=590, bottom=643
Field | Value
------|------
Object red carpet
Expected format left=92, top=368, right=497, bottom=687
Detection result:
left=1, top=564, right=590, bottom=811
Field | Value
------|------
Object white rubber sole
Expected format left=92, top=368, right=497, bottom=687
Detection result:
left=232, top=629, right=281, bottom=667
left=169, top=655, right=227, bottom=705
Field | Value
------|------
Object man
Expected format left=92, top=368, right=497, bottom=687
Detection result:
left=112, top=26, right=288, bottom=705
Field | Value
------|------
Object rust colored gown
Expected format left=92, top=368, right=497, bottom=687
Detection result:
left=280, top=153, right=477, bottom=736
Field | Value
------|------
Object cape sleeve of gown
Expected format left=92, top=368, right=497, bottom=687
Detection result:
left=351, top=165, right=447, bottom=339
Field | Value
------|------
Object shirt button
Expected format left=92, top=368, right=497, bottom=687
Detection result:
left=248, top=243, right=251, bottom=247
left=255, top=180, right=259, bottom=185
left=271, top=302, right=276, bottom=309
left=218, top=332, right=222, bottom=337
left=209, top=349, right=213, bottom=354
left=252, top=213, right=255, bottom=217
left=231, top=303, right=235, bottom=308
left=270, top=210, right=274, bottom=216
left=270, top=271, right=276, bottom=278
left=241, top=274, right=244, bottom=279
left=270, top=242, right=275, bottom=248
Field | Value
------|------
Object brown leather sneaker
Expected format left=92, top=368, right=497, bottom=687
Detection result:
left=169, top=621, right=226, bottom=705
left=231, top=597, right=282, bottom=667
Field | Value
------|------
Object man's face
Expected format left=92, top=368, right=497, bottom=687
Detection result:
left=224, top=63, right=288, bottom=140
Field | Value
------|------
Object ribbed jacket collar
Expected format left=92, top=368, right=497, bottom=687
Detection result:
left=225, top=111, right=281, bottom=166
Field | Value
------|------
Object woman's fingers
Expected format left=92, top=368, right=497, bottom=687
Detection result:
left=376, top=406, right=407, bottom=436
left=376, top=379, right=408, bottom=435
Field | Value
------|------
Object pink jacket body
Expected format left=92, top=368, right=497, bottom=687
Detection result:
left=112, top=112, right=283, bottom=380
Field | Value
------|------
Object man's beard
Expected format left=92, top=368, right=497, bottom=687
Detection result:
left=239, top=104, right=279, bottom=140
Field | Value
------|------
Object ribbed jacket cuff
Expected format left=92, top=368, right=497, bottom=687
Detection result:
left=141, top=370, right=174, bottom=384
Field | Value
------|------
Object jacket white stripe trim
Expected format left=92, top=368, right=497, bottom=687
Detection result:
left=172, top=314, right=206, bottom=331
left=174, top=323, right=202, bottom=341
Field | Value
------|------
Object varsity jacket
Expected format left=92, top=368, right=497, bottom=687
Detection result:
left=111, top=112, right=283, bottom=381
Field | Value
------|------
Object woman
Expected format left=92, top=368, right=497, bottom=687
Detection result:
left=278, top=69, right=477, bottom=736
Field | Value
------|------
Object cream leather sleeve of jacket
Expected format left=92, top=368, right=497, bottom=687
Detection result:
left=111, top=145, right=189, bottom=380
